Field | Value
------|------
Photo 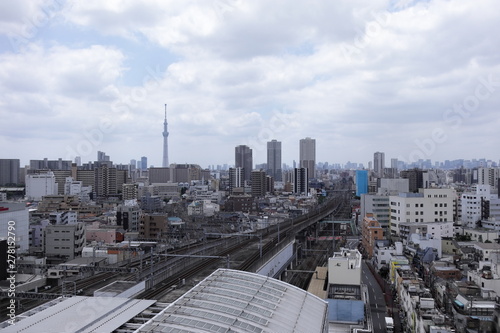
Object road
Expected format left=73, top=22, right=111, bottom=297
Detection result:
left=362, top=261, right=388, bottom=333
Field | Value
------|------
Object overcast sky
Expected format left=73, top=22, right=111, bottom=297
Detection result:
left=1, top=0, right=499, bottom=169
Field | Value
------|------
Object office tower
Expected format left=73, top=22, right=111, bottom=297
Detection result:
left=267, top=140, right=282, bottom=181
left=0, top=159, right=20, bottom=185
left=251, top=170, right=267, bottom=197
left=74, top=156, right=81, bottom=167
left=162, top=104, right=169, bottom=167
left=373, top=152, right=385, bottom=177
left=355, top=170, right=368, bottom=196
left=391, top=158, right=398, bottom=169
left=235, top=145, right=252, bottom=182
left=141, top=156, right=147, bottom=170
left=299, top=137, right=315, bottom=179
left=400, top=168, right=426, bottom=192
left=229, top=167, right=244, bottom=194
left=30, top=158, right=72, bottom=170
left=293, top=168, right=308, bottom=194
left=97, top=151, right=110, bottom=162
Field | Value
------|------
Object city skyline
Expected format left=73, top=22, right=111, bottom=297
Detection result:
left=1, top=1, right=500, bottom=167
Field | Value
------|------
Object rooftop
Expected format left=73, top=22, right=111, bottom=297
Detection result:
left=0, top=296, right=156, bottom=333
left=137, top=268, right=328, bottom=333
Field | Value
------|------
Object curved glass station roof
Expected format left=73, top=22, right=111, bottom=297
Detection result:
left=136, top=268, right=328, bottom=333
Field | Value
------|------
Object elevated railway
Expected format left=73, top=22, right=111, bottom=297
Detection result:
left=0, top=189, right=354, bottom=320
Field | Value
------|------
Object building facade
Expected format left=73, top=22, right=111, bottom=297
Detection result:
left=361, top=213, right=384, bottom=258
left=235, top=145, right=253, bottom=182
left=373, top=152, right=385, bottom=178
left=389, top=188, right=455, bottom=238
left=299, top=137, right=315, bottom=179
left=266, top=140, right=282, bottom=181
left=293, top=168, right=308, bottom=195
left=43, top=222, right=85, bottom=259
left=0, top=203, right=29, bottom=253
left=0, top=159, right=20, bottom=185
left=25, top=171, right=58, bottom=201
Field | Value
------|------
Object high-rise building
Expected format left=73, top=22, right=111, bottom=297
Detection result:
left=229, top=167, right=244, bottom=194
left=30, top=158, right=72, bottom=170
left=355, top=170, right=368, bottom=196
left=373, top=152, right=385, bottom=177
left=293, top=168, right=308, bottom=194
left=235, top=145, right=252, bottom=182
left=267, top=140, right=282, bottom=181
left=391, top=158, right=398, bottom=169
left=141, top=156, right=148, bottom=170
left=162, top=104, right=169, bottom=167
left=400, top=168, right=427, bottom=192
left=97, top=151, right=110, bottom=162
left=299, top=137, right=315, bottom=180
left=0, top=159, right=20, bottom=185
left=251, top=170, right=267, bottom=197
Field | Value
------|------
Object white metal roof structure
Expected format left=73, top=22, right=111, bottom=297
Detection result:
left=136, top=268, right=329, bottom=333
left=0, top=296, right=155, bottom=333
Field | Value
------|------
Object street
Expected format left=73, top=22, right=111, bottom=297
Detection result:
left=362, top=261, right=388, bottom=333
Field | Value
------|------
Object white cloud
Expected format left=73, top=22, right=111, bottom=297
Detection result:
left=1, top=0, right=500, bottom=167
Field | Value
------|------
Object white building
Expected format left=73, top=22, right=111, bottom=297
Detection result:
left=461, top=185, right=494, bottom=228
left=373, top=241, right=403, bottom=271
left=64, top=177, right=92, bottom=202
left=187, top=200, right=220, bottom=217
left=43, top=222, right=86, bottom=259
left=0, top=202, right=30, bottom=253
left=328, top=248, right=362, bottom=286
left=49, top=211, right=78, bottom=225
left=467, top=258, right=500, bottom=296
left=458, top=227, right=499, bottom=243
left=25, top=172, right=58, bottom=201
left=360, top=194, right=390, bottom=231
left=389, top=188, right=455, bottom=238
left=116, top=201, right=141, bottom=232
left=399, top=221, right=454, bottom=245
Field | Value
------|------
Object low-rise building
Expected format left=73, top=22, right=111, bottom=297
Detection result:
left=361, top=213, right=384, bottom=258
left=42, top=222, right=85, bottom=260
